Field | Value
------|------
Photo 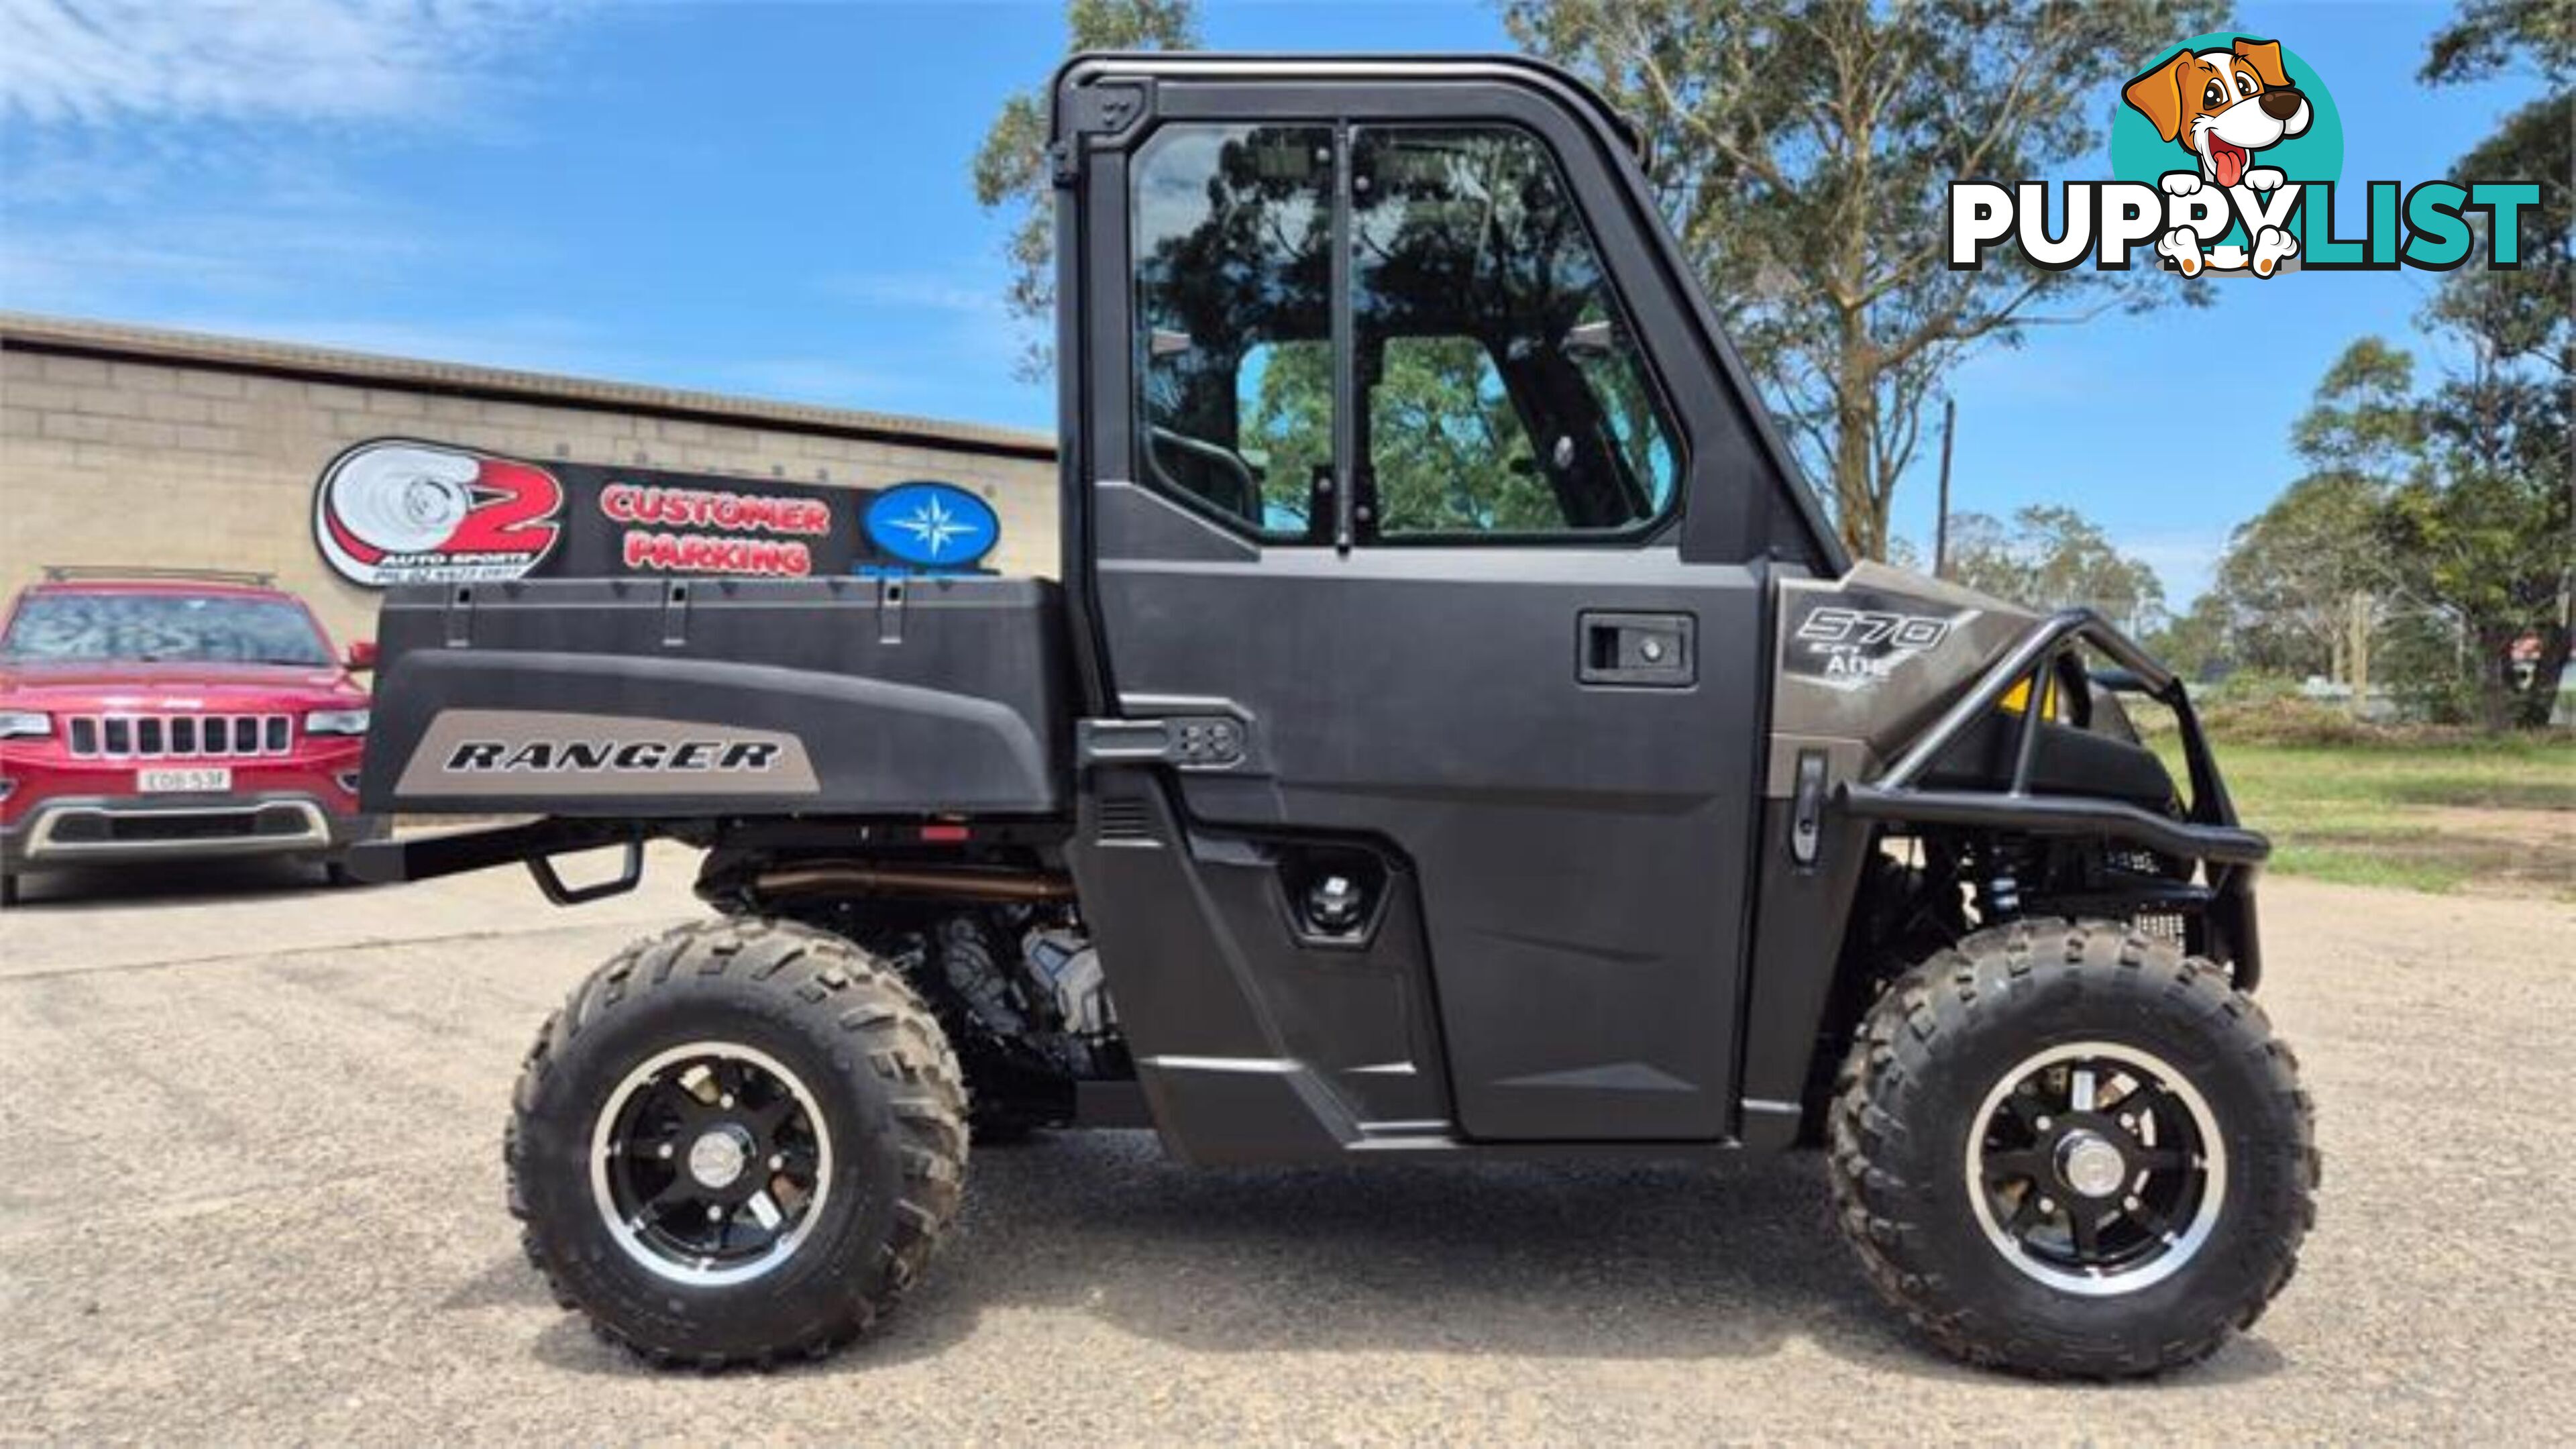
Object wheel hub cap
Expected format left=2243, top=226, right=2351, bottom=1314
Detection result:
left=687, top=1126, right=753, bottom=1191
left=591, top=1041, right=832, bottom=1287
left=1966, top=1041, right=2226, bottom=1297
left=2055, top=1130, right=2128, bottom=1199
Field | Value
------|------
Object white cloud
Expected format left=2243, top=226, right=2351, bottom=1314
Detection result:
left=3, top=201, right=435, bottom=310
left=0, top=138, right=549, bottom=321
left=820, top=272, right=1012, bottom=319
left=716, top=358, right=911, bottom=407
left=818, top=268, right=1035, bottom=379
left=0, top=0, right=572, bottom=127
left=2123, top=529, right=2233, bottom=607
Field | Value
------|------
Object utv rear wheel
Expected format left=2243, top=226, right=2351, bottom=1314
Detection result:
left=508, top=918, right=967, bottom=1367
left=1827, top=917, right=2316, bottom=1378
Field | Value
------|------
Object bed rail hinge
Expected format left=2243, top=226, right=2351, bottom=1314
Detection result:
left=877, top=578, right=906, bottom=645
left=443, top=584, right=475, bottom=647
left=661, top=580, right=692, bottom=647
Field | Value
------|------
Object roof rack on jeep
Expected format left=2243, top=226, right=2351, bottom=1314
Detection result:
left=40, top=565, right=278, bottom=586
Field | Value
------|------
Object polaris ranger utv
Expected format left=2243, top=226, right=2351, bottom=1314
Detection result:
left=354, top=54, right=2316, bottom=1378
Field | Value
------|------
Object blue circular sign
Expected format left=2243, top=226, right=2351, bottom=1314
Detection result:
left=863, top=481, right=1000, bottom=570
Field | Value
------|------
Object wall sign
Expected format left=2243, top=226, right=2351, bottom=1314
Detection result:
left=314, top=439, right=567, bottom=586
left=594, top=476, right=839, bottom=577
left=315, top=439, right=1002, bottom=588
left=863, top=481, right=1002, bottom=570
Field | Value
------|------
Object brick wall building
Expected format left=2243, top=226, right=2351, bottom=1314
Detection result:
left=0, top=313, right=1059, bottom=647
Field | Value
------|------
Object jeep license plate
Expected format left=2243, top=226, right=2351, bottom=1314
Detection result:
left=138, top=767, right=231, bottom=794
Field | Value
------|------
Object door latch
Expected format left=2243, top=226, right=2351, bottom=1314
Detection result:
left=1578, top=611, right=1695, bottom=687
left=1790, top=749, right=1828, bottom=867
left=1077, top=714, right=1247, bottom=769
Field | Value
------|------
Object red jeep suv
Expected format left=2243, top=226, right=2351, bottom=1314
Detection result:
left=0, top=568, right=386, bottom=904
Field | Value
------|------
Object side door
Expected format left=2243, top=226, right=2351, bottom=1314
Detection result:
left=1067, top=76, right=1783, bottom=1144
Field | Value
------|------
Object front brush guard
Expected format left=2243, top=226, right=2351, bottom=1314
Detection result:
left=1836, top=608, right=2267, bottom=985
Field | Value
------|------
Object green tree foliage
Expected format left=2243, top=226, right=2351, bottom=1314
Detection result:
left=2199, top=341, right=2424, bottom=676
left=2143, top=597, right=2229, bottom=681
left=1222, top=331, right=1566, bottom=535
left=2174, top=3, right=2570, bottom=728
left=1503, top=0, right=2224, bottom=560
left=2204, top=474, right=2388, bottom=676
left=1138, top=123, right=1673, bottom=538
left=2195, top=337, right=2570, bottom=728
left=2422, top=0, right=2575, bottom=82
left=1244, top=338, right=1332, bottom=527
left=2410, top=0, right=2574, bottom=727
left=2373, top=610, right=2483, bottom=724
left=1366, top=338, right=1552, bottom=531
left=2418, top=1, right=2569, bottom=385
left=2383, top=360, right=2572, bottom=729
left=971, top=0, right=1198, bottom=378
left=2292, top=337, right=2432, bottom=485
left=1943, top=504, right=2168, bottom=637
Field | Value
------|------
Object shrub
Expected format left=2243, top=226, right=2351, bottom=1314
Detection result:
left=2194, top=692, right=2381, bottom=747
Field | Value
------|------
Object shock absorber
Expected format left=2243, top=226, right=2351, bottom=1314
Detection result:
left=1987, top=870, right=2023, bottom=918
left=1978, top=837, right=2025, bottom=920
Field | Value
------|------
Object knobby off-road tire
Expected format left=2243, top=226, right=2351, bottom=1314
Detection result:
left=1828, top=916, right=2318, bottom=1378
left=508, top=917, right=968, bottom=1368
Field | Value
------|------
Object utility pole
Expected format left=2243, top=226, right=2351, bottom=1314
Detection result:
left=1933, top=396, right=1956, bottom=579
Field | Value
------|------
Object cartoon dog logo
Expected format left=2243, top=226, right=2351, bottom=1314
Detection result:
left=2123, top=37, right=2314, bottom=276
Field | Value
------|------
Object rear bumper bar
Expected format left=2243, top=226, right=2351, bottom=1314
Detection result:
left=346, top=817, right=647, bottom=904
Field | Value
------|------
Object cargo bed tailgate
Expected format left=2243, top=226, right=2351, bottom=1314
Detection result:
left=359, top=576, right=1071, bottom=818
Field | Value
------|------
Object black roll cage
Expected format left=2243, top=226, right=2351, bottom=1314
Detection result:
left=1834, top=603, right=2277, bottom=985
left=1841, top=608, right=2268, bottom=868
left=1837, top=608, right=2267, bottom=985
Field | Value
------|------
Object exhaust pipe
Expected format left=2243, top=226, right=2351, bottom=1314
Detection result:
left=751, top=861, right=1077, bottom=904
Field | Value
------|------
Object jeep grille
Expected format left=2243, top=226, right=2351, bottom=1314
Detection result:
left=64, top=713, right=293, bottom=759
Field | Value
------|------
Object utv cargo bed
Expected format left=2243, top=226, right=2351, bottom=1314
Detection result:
left=358, top=575, right=1071, bottom=818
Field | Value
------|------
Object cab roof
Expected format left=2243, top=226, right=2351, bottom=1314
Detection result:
left=1053, top=51, right=1651, bottom=164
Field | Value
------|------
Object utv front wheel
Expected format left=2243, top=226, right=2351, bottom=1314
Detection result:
left=1828, top=918, right=2316, bottom=1377
left=508, top=918, right=967, bottom=1367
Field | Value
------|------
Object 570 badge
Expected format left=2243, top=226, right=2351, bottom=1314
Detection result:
left=1791, top=604, right=1960, bottom=688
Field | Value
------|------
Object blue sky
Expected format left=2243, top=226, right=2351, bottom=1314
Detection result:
left=1, top=1, right=2543, bottom=602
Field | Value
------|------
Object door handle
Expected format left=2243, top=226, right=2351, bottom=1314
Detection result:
left=1578, top=611, right=1695, bottom=687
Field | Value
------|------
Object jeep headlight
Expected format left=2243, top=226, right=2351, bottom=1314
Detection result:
left=305, top=708, right=371, bottom=736
left=0, top=710, right=50, bottom=740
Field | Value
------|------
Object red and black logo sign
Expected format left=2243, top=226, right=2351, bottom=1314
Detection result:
left=313, top=439, right=566, bottom=586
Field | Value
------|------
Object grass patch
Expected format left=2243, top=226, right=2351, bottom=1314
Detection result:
left=2269, top=843, right=2475, bottom=895
left=2159, top=734, right=2576, bottom=898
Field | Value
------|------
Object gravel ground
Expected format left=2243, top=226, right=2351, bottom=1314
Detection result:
left=3, top=848, right=2571, bottom=1442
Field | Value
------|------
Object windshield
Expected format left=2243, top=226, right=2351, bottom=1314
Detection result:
left=1, top=593, right=333, bottom=667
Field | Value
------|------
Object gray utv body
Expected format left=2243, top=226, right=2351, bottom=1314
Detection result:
left=357, top=52, right=2265, bottom=1161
